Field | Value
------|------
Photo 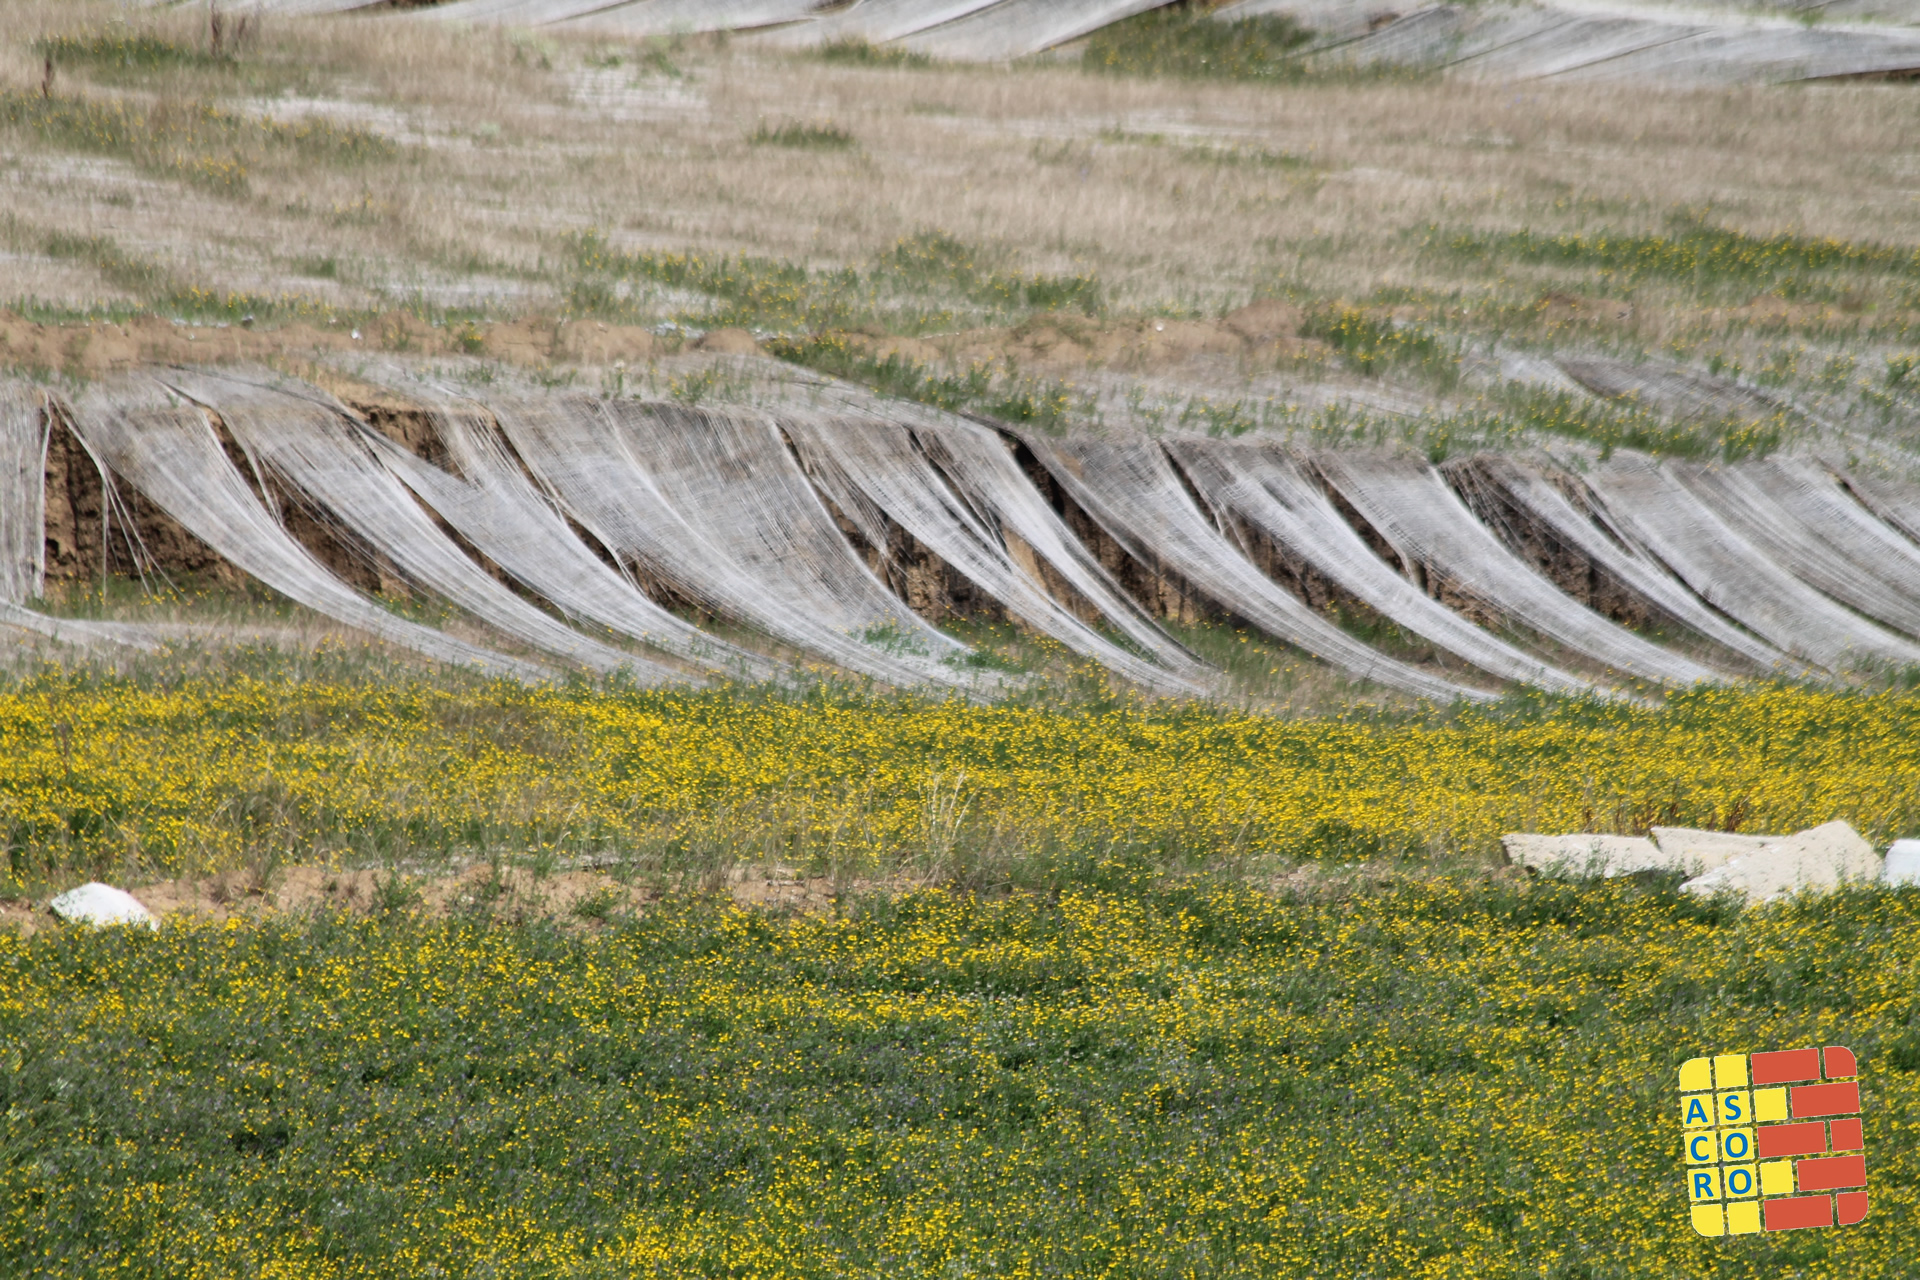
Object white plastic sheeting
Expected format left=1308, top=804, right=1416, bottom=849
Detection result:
left=758, top=0, right=1008, bottom=46
left=1677, top=460, right=1920, bottom=642
left=1315, top=3, right=1920, bottom=83
left=1844, top=469, right=1920, bottom=548
left=167, top=370, right=677, bottom=680
left=1316, top=453, right=1720, bottom=687
left=1172, top=440, right=1594, bottom=694
left=1028, top=437, right=1486, bottom=702
left=0, top=603, right=168, bottom=654
left=422, top=0, right=632, bottom=23
left=902, top=0, right=1177, bottom=59
left=64, top=377, right=549, bottom=680
left=913, top=421, right=1209, bottom=680
left=1583, top=454, right=1920, bottom=670
left=559, top=0, right=831, bottom=34
left=0, top=383, right=47, bottom=605
left=363, top=397, right=775, bottom=680
left=489, top=394, right=975, bottom=689
left=1456, top=454, right=1798, bottom=675
left=786, top=415, right=1205, bottom=694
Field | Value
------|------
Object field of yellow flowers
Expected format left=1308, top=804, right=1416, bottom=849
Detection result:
left=3, top=874, right=1916, bottom=1277
left=4, top=669, right=1920, bottom=1276
left=4, top=670, right=1920, bottom=891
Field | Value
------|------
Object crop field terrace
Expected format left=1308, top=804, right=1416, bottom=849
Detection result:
left=4, top=2, right=1920, bottom=1277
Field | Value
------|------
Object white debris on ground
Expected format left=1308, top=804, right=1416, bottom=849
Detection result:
left=1503, top=821, right=1905, bottom=901
left=1875, top=839, right=1920, bottom=889
left=1500, top=833, right=1674, bottom=878
left=47, top=883, right=158, bottom=930
left=1676, top=821, right=1881, bottom=902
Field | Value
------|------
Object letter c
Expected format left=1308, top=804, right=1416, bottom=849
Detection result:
left=1690, top=1135, right=1714, bottom=1161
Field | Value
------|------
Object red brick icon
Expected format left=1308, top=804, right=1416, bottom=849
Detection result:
left=1796, top=1155, right=1866, bottom=1192
left=1764, top=1196, right=1833, bottom=1232
left=1754, top=1122, right=1826, bottom=1160
left=1681, top=1046, right=1868, bottom=1237
left=1750, top=1048, right=1820, bottom=1085
left=1791, top=1082, right=1860, bottom=1119
left=1829, top=1118, right=1864, bottom=1151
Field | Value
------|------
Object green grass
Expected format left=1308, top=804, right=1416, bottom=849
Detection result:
left=4, top=873, right=1917, bottom=1276
left=1443, top=219, right=1920, bottom=297
left=1304, top=304, right=1460, bottom=386
left=750, top=119, right=859, bottom=151
left=1429, top=385, right=1789, bottom=463
left=32, top=32, right=231, bottom=75
left=561, top=229, right=1103, bottom=338
left=814, top=38, right=935, bottom=70
left=0, top=89, right=394, bottom=197
left=34, top=228, right=340, bottom=327
left=1082, top=11, right=1314, bottom=81
left=766, top=334, right=1087, bottom=433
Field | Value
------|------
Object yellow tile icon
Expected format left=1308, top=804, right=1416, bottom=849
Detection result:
left=1753, top=1087, right=1788, bottom=1123
left=1717, top=1128, right=1753, bottom=1163
left=1715, top=1090, right=1751, bottom=1126
left=1760, top=1160, right=1794, bottom=1196
left=1691, top=1204, right=1726, bottom=1237
left=1682, top=1094, right=1715, bottom=1128
left=1684, top=1130, right=1718, bottom=1165
left=1679, top=1057, right=1714, bottom=1092
left=1688, top=1166, right=1722, bottom=1202
left=1713, top=1054, right=1749, bottom=1089
left=1726, top=1201, right=1762, bottom=1235
left=1723, top=1164, right=1758, bottom=1199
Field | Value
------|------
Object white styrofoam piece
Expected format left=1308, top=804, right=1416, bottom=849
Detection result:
left=47, top=882, right=157, bottom=930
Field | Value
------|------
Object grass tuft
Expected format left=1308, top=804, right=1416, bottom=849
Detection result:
left=33, top=32, right=229, bottom=72
left=1445, top=219, right=1920, bottom=296
left=1303, top=305, right=1458, bottom=386
left=750, top=119, right=858, bottom=151
left=768, top=333, right=1087, bottom=433
left=814, top=38, right=934, bottom=69
left=1083, top=11, right=1313, bottom=81
left=0, top=90, right=395, bottom=197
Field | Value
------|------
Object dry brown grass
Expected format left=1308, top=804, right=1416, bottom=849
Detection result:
left=2, top=1, right=1917, bottom=445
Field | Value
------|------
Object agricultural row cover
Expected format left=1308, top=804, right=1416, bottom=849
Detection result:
left=6, top=368, right=1920, bottom=700
left=137, top=0, right=1920, bottom=83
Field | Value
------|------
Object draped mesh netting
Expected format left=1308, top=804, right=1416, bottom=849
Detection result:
left=0, top=383, right=143, bottom=650
left=1677, top=460, right=1920, bottom=642
left=0, top=383, right=46, bottom=606
left=785, top=414, right=1205, bottom=695
left=1315, top=452, right=1721, bottom=687
left=1452, top=454, right=1796, bottom=676
left=488, top=394, right=977, bottom=690
left=1843, top=468, right=1920, bottom=548
left=913, top=420, right=1211, bottom=681
left=166, top=370, right=674, bottom=682
left=1584, top=454, right=1920, bottom=671
left=757, top=0, right=1007, bottom=47
left=902, top=0, right=1182, bottom=60
left=561, top=0, right=832, bottom=34
left=65, top=376, right=548, bottom=680
left=1027, top=436, right=1485, bottom=702
left=361, top=394, right=776, bottom=682
left=1170, top=439, right=1593, bottom=695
